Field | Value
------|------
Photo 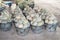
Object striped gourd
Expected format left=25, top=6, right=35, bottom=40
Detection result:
left=14, top=6, right=30, bottom=29
left=23, top=6, right=44, bottom=26
left=0, top=3, right=12, bottom=23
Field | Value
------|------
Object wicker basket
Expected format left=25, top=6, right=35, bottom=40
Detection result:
left=31, top=25, right=44, bottom=34
left=0, top=22, right=12, bottom=31
left=46, top=23, right=58, bottom=32
left=15, top=26, right=30, bottom=36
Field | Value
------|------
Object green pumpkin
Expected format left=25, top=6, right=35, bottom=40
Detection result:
left=19, top=3, right=25, bottom=10
left=16, top=0, right=34, bottom=10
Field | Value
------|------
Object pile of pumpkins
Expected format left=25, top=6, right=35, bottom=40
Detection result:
left=0, top=0, right=58, bottom=36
